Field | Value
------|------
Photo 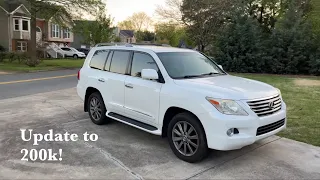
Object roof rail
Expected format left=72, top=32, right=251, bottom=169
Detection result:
left=125, top=43, right=134, bottom=47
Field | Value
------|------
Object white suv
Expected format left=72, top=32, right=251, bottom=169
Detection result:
left=77, top=45, right=287, bottom=163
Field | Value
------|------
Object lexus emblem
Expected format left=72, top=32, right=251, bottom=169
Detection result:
left=268, top=101, right=275, bottom=109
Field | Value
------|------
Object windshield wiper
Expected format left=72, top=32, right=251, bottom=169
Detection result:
left=200, top=72, right=224, bottom=76
left=179, top=72, right=224, bottom=79
left=182, top=75, right=203, bottom=78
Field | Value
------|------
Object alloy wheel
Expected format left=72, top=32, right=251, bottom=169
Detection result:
left=89, top=97, right=102, bottom=121
left=172, top=121, right=199, bottom=156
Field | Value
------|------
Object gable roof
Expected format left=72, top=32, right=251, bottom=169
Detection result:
left=0, top=0, right=30, bottom=15
left=120, top=30, right=134, bottom=38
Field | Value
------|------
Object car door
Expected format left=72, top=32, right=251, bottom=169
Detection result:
left=124, top=51, right=163, bottom=126
left=65, top=48, right=73, bottom=56
left=100, top=50, right=131, bottom=115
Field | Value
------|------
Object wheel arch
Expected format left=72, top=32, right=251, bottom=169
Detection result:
left=84, top=87, right=100, bottom=112
left=161, top=107, right=206, bottom=139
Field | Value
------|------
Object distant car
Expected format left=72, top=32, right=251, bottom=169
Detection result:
left=77, top=48, right=90, bottom=55
left=59, top=47, right=86, bottom=59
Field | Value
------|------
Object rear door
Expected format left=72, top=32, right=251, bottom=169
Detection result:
left=123, top=51, right=162, bottom=126
left=100, top=50, right=132, bottom=115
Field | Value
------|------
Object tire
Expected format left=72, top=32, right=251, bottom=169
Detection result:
left=73, top=54, right=78, bottom=59
left=167, top=112, right=208, bottom=163
left=87, top=92, right=109, bottom=125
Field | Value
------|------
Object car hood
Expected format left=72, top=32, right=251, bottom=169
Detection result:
left=173, top=75, right=279, bottom=100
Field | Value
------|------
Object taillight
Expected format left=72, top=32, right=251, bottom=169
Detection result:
left=77, top=70, right=80, bottom=80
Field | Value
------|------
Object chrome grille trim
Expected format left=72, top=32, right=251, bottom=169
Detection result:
left=247, top=94, right=282, bottom=117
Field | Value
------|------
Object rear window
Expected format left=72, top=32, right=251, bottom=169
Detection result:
left=109, top=51, right=131, bottom=74
left=90, top=50, right=109, bottom=70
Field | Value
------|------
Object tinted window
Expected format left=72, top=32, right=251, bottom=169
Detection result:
left=157, top=52, right=225, bottom=79
left=90, top=50, right=109, bottom=70
left=61, top=48, right=70, bottom=51
left=131, top=52, right=159, bottom=77
left=104, top=51, right=113, bottom=71
left=110, top=51, right=130, bottom=74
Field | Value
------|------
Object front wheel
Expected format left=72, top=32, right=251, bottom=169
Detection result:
left=73, top=54, right=78, bottom=59
left=167, top=112, right=208, bottom=163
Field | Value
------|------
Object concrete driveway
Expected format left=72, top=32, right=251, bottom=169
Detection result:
left=0, top=88, right=319, bottom=179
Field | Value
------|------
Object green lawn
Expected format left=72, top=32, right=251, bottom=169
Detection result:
left=0, top=59, right=84, bottom=72
left=236, top=74, right=320, bottom=146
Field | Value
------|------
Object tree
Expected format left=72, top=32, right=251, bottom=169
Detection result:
left=73, top=7, right=114, bottom=46
left=309, top=0, right=320, bottom=41
left=22, top=0, right=104, bottom=66
left=181, top=0, right=233, bottom=52
left=264, top=0, right=316, bottom=74
left=118, top=12, right=152, bottom=31
left=155, top=22, right=193, bottom=47
left=215, top=6, right=264, bottom=73
left=118, top=20, right=134, bottom=30
left=136, top=31, right=155, bottom=42
left=155, top=0, right=183, bottom=23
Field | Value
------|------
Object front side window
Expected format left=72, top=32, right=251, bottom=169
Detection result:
left=51, top=24, right=60, bottom=38
left=14, top=19, right=19, bottom=30
left=90, top=50, right=109, bottom=70
left=157, top=52, right=225, bottom=79
left=22, top=20, right=29, bottom=31
left=16, top=41, right=27, bottom=51
left=131, top=52, right=159, bottom=77
left=109, top=51, right=131, bottom=74
left=61, top=48, right=70, bottom=51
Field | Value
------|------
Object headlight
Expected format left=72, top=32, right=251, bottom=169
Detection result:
left=206, top=97, right=248, bottom=116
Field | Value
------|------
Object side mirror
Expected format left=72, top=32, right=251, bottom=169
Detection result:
left=218, top=65, right=223, bottom=70
left=141, top=69, right=159, bottom=80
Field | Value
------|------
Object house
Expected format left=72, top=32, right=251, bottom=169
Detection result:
left=114, top=28, right=136, bottom=44
left=70, top=20, right=93, bottom=49
left=0, top=0, right=74, bottom=57
left=0, top=2, right=31, bottom=51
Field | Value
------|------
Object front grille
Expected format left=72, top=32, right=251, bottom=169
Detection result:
left=247, top=94, right=282, bottom=117
left=256, top=118, right=285, bottom=136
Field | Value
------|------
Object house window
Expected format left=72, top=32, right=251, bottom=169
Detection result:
left=14, top=19, right=19, bottom=30
left=17, top=41, right=27, bottom=52
left=63, top=28, right=70, bottom=39
left=51, top=24, right=60, bottom=38
left=22, top=20, right=29, bottom=31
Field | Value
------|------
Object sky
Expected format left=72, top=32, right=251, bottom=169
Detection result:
left=104, top=0, right=166, bottom=24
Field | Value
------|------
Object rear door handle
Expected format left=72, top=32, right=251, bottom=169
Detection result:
left=125, top=84, right=133, bottom=89
left=98, top=78, right=105, bottom=82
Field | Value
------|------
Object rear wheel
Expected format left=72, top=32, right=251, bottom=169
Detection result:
left=87, top=92, right=109, bottom=125
left=167, top=112, right=208, bottom=163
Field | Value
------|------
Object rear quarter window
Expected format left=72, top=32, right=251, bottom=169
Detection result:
left=90, top=50, right=109, bottom=70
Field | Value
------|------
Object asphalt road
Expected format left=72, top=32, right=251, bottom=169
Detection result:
left=0, top=70, right=78, bottom=100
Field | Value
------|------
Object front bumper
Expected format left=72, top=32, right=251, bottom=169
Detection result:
left=198, top=101, right=287, bottom=151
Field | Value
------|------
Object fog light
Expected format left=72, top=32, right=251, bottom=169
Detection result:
left=227, top=128, right=234, bottom=136
left=227, top=128, right=239, bottom=137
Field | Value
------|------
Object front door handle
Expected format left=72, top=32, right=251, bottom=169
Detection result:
left=125, top=84, right=133, bottom=89
left=98, top=78, right=105, bottom=82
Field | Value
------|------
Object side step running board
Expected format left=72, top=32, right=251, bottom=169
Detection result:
left=108, top=112, right=158, bottom=131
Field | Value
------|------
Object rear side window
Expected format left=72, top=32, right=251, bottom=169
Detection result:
left=110, top=51, right=131, bottom=74
left=131, top=52, right=159, bottom=77
left=90, top=50, right=109, bottom=70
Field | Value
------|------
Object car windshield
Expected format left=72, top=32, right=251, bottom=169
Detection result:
left=157, top=52, right=226, bottom=79
left=70, top=47, right=78, bottom=52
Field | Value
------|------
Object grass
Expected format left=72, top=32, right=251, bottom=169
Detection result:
left=0, top=59, right=84, bottom=72
left=235, top=73, right=320, bottom=147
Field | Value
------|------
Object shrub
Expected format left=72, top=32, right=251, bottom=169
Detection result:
left=0, top=45, right=5, bottom=52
